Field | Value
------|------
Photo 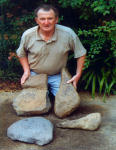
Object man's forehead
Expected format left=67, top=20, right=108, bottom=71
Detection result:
left=37, top=9, right=55, bottom=16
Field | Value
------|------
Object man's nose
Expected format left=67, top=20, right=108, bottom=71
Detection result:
left=44, top=19, right=49, bottom=24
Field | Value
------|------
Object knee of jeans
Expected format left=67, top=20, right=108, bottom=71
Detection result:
left=54, top=83, right=61, bottom=88
left=51, top=87, right=59, bottom=96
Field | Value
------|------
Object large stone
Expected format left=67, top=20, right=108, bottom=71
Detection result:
left=21, top=74, right=47, bottom=89
left=54, top=68, right=80, bottom=118
left=13, top=88, right=51, bottom=115
left=7, top=117, right=54, bottom=146
left=56, top=113, right=101, bottom=130
left=13, top=74, right=51, bottom=115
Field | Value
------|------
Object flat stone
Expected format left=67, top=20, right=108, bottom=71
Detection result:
left=21, top=74, right=47, bottom=89
left=56, top=113, right=101, bottom=130
left=13, top=74, right=51, bottom=115
left=13, top=88, right=51, bottom=115
left=54, top=68, right=80, bottom=118
left=7, top=117, right=54, bottom=146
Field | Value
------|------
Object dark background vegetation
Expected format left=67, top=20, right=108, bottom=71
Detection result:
left=0, top=0, right=116, bottom=98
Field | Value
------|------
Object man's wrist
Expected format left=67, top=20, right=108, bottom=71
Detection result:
left=24, top=70, right=30, bottom=75
left=76, top=72, right=81, bottom=77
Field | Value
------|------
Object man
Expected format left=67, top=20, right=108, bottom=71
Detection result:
left=16, top=4, right=86, bottom=96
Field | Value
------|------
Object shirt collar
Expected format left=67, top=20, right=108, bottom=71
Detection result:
left=35, top=25, right=57, bottom=42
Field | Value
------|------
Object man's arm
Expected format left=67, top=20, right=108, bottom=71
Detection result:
left=67, top=55, right=86, bottom=89
left=18, top=57, right=30, bottom=85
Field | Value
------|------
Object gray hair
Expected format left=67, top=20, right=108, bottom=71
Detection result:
left=34, top=4, right=59, bottom=18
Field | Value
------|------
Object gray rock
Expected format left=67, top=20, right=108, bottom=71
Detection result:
left=7, top=117, right=54, bottom=146
left=54, top=68, right=80, bottom=118
left=57, top=113, right=101, bottom=130
left=13, top=74, right=51, bottom=115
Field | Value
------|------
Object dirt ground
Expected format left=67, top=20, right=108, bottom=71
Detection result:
left=0, top=82, right=116, bottom=150
left=0, top=80, right=21, bottom=92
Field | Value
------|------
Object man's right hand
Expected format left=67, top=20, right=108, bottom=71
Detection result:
left=21, top=71, right=30, bottom=85
left=18, top=57, right=30, bottom=85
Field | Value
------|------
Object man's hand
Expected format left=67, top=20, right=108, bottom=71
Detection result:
left=18, top=57, right=30, bottom=85
left=67, top=55, right=86, bottom=89
left=67, top=73, right=81, bottom=89
left=21, top=71, right=30, bottom=85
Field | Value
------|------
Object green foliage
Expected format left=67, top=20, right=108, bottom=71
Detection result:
left=91, top=0, right=116, bottom=16
left=0, top=0, right=36, bottom=80
left=77, top=21, right=116, bottom=99
left=0, top=0, right=9, bottom=5
left=58, top=0, right=116, bottom=21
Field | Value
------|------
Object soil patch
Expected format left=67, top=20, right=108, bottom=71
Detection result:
left=0, top=80, right=21, bottom=92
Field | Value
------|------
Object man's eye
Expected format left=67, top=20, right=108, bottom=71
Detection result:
left=48, top=18, right=53, bottom=20
left=40, top=18, right=45, bottom=21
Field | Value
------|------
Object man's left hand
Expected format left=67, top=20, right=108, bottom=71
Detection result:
left=67, top=73, right=81, bottom=89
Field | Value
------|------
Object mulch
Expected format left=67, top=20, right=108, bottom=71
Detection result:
left=0, top=80, right=22, bottom=92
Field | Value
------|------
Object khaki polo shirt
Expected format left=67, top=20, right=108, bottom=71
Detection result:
left=16, top=24, right=86, bottom=75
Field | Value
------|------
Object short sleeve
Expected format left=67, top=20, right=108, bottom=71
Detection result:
left=69, top=30, right=87, bottom=58
left=16, top=33, right=27, bottom=57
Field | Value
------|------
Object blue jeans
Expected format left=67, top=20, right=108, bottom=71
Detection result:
left=31, top=71, right=61, bottom=96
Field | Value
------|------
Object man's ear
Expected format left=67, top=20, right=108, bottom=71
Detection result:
left=35, top=17, right=38, bottom=24
left=55, top=17, right=59, bottom=24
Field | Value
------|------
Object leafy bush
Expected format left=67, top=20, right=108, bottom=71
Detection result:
left=0, top=0, right=36, bottom=80
left=77, top=20, right=116, bottom=99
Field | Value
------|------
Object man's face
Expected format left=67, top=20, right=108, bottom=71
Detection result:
left=35, top=9, right=58, bottom=33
